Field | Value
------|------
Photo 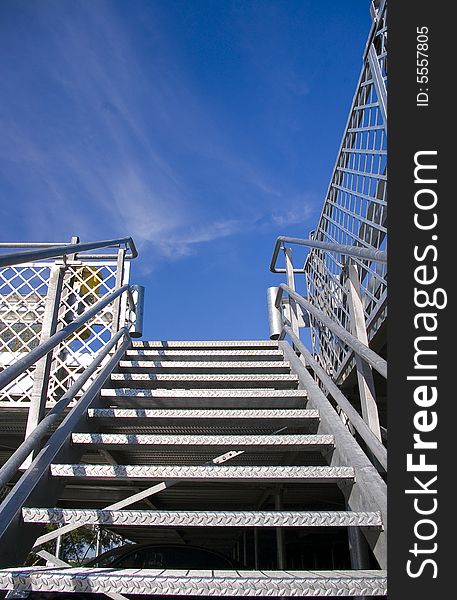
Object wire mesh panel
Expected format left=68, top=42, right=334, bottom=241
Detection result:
left=304, top=1, right=387, bottom=382
left=0, top=255, right=130, bottom=405
left=47, top=260, right=130, bottom=402
left=0, top=265, right=51, bottom=402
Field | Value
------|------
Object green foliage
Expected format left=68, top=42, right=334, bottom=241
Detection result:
left=27, top=525, right=125, bottom=566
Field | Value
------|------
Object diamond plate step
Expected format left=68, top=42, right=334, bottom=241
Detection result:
left=71, top=433, right=334, bottom=449
left=99, top=388, right=308, bottom=409
left=126, top=349, right=284, bottom=361
left=50, top=464, right=354, bottom=482
left=0, top=567, right=388, bottom=596
left=109, top=373, right=299, bottom=389
left=132, top=340, right=279, bottom=349
left=88, top=408, right=319, bottom=426
left=118, top=360, right=290, bottom=374
left=23, top=507, right=383, bottom=528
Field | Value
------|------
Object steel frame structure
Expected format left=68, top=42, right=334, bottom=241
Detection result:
left=303, top=0, right=387, bottom=382
left=0, top=5, right=388, bottom=595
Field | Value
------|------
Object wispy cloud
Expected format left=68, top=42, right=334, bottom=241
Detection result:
left=270, top=197, right=317, bottom=227
left=0, top=0, right=318, bottom=260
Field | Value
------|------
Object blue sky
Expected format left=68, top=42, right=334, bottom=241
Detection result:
left=0, top=0, right=370, bottom=340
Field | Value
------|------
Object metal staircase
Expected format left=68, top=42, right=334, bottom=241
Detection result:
left=0, top=338, right=386, bottom=597
left=0, top=2, right=388, bottom=595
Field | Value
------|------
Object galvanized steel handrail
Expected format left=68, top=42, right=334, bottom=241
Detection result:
left=0, top=328, right=129, bottom=490
left=0, top=237, right=137, bottom=267
left=0, top=284, right=131, bottom=391
left=270, top=236, right=387, bottom=274
left=283, top=325, right=387, bottom=470
left=276, top=284, right=387, bottom=379
left=0, top=330, right=131, bottom=540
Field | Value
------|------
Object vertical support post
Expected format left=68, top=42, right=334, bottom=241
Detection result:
left=129, top=285, right=145, bottom=338
left=95, top=527, right=102, bottom=556
left=348, top=525, right=371, bottom=568
left=67, top=236, right=80, bottom=262
left=275, top=491, right=285, bottom=569
left=56, top=236, right=79, bottom=376
left=24, top=264, right=65, bottom=447
left=111, top=248, right=126, bottom=336
left=347, top=519, right=371, bottom=600
left=284, top=248, right=299, bottom=338
left=242, top=531, right=247, bottom=566
left=266, top=287, right=283, bottom=340
left=253, top=528, right=259, bottom=569
left=55, top=531, right=62, bottom=559
left=345, top=264, right=381, bottom=440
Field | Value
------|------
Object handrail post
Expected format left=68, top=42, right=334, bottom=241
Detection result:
left=266, top=287, right=283, bottom=340
left=129, top=285, right=145, bottom=338
left=344, top=264, right=381, bottom=440
left=55, top=531, right=63, bottom=559
left=95, top=527, right=102, bottom=556
left=283, top=246, right=299, bottom=338
left=23, top=263, right=65, bottom=462
left=111, top=248, right=126, bottom=335
left=347, top=513, right=371, bottom=570
left=275, top=490, right=285, bottom=569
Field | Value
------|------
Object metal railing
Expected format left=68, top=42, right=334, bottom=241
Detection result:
left=270, top=236, right=387, bottom=274
left=0, top=236, right=144, bottom=557
left=0, top=237, right=140, bottom=407
left=0, top=236, right=143, bottom=483
left=0, top=284, right=136, bottom=391
left=267, top=236, right=387, bottom=471
left=0, top=237, right=137, bottom=267
left=0, top=326, right=130, bottom=494
left=0, top=326, right=132, bottom=542
left=283, top=325, right=386, bottom=470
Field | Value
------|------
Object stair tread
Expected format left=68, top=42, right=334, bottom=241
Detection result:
left=109, top=373, right=299, bottom=390
left=118, top=360, right=289, bottom=369
left=50, top=464, right=354, bottom=481
left=22, top=507, right=383, bottom=527
left=111, top=374, right=297, bottom=380
left=71, top=433, right=333, bottom=447
left=0, top=330, right=387, bottom=580
left=88, top=408, right=318, bottom=419
left=100, top=388, right=307, bottom=397
left=99, top=388, right=307, bottom=408
left=132, top=340, right=279, bottom=348
left=0, top=566, right=387, bottom=596
left=126, top=349, right=283, bottom=359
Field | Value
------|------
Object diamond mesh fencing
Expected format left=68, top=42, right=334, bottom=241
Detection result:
left=47, top=261, right=128, bottom=401
left=0, top=264, right=51, bottom=402
left=304, top=1, right=387, bottom=382
left=0, top=256, right=130, bottom=405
